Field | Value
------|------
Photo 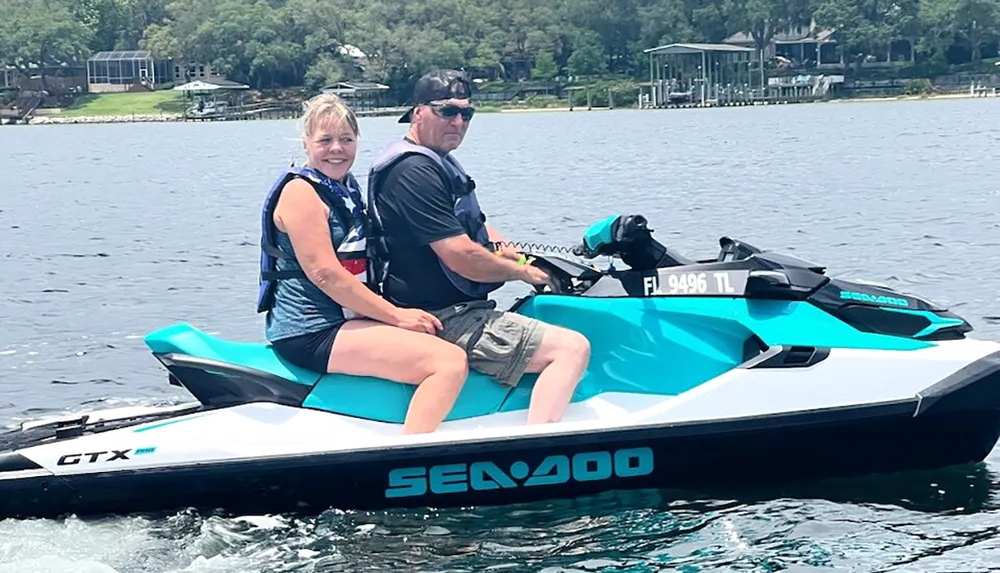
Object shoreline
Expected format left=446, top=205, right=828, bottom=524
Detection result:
left=23, top=113, right=184, bottom=125
left=8, top=90, right=997, bottom=126
left=826, top=91, right=998, bottom=104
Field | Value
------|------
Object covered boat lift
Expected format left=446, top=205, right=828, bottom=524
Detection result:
left=322, top=81, right=391, bottom=111
left=643, top=43, right=756, bottom=107
left=173, top=79, right=251, bottom=119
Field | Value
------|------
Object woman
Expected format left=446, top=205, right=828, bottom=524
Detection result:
left=257, top=93, right=467, bottom=435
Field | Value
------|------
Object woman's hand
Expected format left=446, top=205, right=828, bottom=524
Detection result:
left=391, top=308, right=444, bottom=335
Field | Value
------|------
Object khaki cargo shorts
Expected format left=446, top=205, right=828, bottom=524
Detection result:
left=429, top=300, right=546, bottom=387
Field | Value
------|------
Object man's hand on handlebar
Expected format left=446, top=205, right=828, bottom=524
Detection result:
left=519, top=257, right=564, bottom=293
left=520, top=260, right=551, bottom=285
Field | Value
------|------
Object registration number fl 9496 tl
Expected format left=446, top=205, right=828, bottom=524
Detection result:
left=642, top=270, right=749, bottom=297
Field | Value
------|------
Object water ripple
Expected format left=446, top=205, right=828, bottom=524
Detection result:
left=3, top=469, right=996, bottom=573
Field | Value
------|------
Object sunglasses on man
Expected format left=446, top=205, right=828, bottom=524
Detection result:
left=429, top=103, right=475, bottom=121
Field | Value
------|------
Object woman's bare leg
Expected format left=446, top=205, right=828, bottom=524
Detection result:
left=326, top=320, right=469, bottom=434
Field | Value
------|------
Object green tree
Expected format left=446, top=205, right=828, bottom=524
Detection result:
left=0, top=0, right=92, bottom=91
left=140, top=23, right=182, bottom=59
left=567, top=30, right=608, bottom=77
left=532, top=51, right=559, bottom=79
left=920, top=0, right=1000, bottom=63
left=304, top=54, right=345, bottom=91
left=567, top=0, right=643, bottom=74
left=725, top=0, right=813, bottom=60
left=813, top=0, right=922, bottom=73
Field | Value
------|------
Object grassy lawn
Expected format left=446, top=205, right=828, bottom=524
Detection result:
left=59, top=90, right=187, bottom=117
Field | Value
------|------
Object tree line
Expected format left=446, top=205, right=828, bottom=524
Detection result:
left=1, top=0, right=998, bottom=97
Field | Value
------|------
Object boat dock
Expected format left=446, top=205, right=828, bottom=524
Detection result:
left=182, top=101, right=409, bottom=122
left=183, top=101, right=300, bottom=121
left=0, top=95, right=40, bottom=125
left=176, top=78, right=405, bottom=122
left=639, top=43, right=844, bottom=109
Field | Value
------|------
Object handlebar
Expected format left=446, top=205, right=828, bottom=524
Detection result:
left=524, top=253, right=604, bottom=295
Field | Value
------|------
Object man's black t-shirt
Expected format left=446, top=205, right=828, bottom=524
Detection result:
left=375, top=153, right=486, bottom=310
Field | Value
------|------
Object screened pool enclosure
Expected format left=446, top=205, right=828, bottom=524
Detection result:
left=87, top=51, right=173, bottom=91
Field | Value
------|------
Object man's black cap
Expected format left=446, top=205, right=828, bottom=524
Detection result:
left=398, top=69, right=473, bottom=123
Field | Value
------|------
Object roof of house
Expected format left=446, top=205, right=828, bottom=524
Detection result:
left=644, top=43, right=755, bottom=55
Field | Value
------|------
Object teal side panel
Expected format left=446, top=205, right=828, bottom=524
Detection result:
left=302, top=371, right=510, bottom=424
left=499, top=295, right=933, bottom=413
left=144, top=323, right=321, bottom=386
left=501, top=295, right=754, bottom=413
left=731, top=299, right=933, bottom=350
left=517, top=295, right=933, bottom=352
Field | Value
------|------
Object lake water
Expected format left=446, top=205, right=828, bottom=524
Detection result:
left=1, top=98, right=999, bottom=571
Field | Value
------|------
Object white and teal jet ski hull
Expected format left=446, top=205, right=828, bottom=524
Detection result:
left=2, top=216, right=998, bottom=519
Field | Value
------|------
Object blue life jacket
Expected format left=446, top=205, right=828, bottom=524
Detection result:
left=257, top=165, right=370, bottom=315
left=367, top=139, right=503, bottom=298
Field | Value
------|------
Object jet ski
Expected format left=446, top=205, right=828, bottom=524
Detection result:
left=2, top=214, right=999, bottom=520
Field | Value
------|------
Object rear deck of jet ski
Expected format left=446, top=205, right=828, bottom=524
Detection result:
left=0, top=402, right=203, bottom=451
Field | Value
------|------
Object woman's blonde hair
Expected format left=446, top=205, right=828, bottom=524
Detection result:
left=300, top=93, right=360, bottom=139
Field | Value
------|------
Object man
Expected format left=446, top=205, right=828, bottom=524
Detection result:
left=367, top=69, right=590, bottom=425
